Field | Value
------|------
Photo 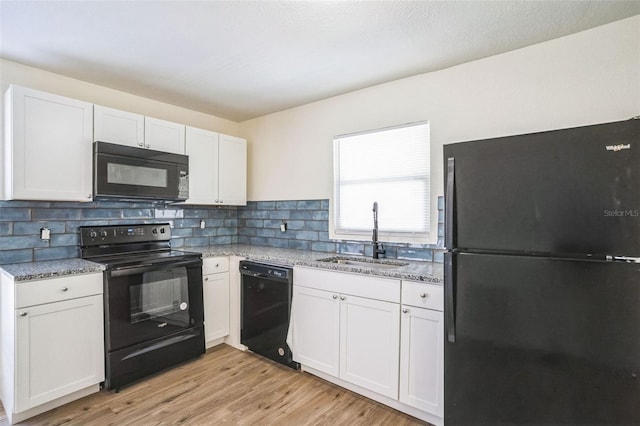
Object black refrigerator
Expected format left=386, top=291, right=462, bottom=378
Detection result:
left=443, top=118, right=640, bottom=425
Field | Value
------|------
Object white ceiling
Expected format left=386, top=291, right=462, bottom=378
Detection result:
left=1, top=1, right=638, bottom=122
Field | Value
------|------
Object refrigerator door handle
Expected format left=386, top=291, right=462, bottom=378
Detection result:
left=445, top=252, right=456, bottom=343
left=445, top=157, right=455, bottom=249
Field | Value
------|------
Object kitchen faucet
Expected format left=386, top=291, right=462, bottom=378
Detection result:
left=372, top=201, right=385, bottom=259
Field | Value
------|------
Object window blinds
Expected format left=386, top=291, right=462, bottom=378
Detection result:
left=333, top=122, right=430, bottom=237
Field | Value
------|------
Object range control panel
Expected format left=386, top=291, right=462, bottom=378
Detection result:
left=80, top=223, right=171, bottom=246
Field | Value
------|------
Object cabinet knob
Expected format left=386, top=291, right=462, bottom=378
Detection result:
left=340, top=295, right=345, bottom=301
left=138, top=142, right=144, bottom=147
left=402, top=308, right=409, bottom=314
left=19, top=312, right=27, bottom=317
left=215, top=264, right=219, bottom=267
left=145, top=144, right=151, bottom=149
left=87, top=194, right=92, bottom=199
left=204, top=277, right=209, bottom=281
left=332, top=294, right=338, bottom=299
left=61, top=287, right=68, bottom=292
left=420, top=292, right=427, bottom=298
left=219, top=200, right=223, bottom=204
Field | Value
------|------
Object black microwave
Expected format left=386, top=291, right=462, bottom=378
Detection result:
left=94, top=142, right=189, bottom=201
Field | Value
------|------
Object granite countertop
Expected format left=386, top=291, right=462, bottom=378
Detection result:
left=0, top=245, right=443, bottom=284
left=197, top=244, right=443, bottom=284
left=0, top=258, right=105, bottom=282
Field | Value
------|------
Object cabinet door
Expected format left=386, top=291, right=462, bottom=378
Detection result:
left=94, top=105, right=144, bottom=147
left=5, top=85, right=93, bottom=201
left=184, top=126, right=219, bottom=204
left=203, top=272, right=230, bottom=346
left=217, top=134, right=247, bottom=206
left=340, top=294, right=400, bottom=399
left=15, top=295, right=104, bottom=412
left=399, top=306, right=444, bottom=417
left=292, top=286, right=340, bottom=377
left=144, top=117, right=185, bottom=154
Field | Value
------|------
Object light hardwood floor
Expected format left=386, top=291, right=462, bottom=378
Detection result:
left=0, top=345, right=429, bottom=425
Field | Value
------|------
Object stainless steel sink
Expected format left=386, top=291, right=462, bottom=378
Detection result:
left=316, top=256, right=409, bottom=270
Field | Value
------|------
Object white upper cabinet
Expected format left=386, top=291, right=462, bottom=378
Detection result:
left=184, top=126, right=247, bottom=206
left=144, top=117, right=185, bottom=154
left=184, top=126, right=219, bottom=204
left=94, top=106, right=184, bottom=154
left=93, top=105, right=144, bottom=147
left=3, top=85, right=93, bottom=202
left=218, top=134, right=247, bottom=206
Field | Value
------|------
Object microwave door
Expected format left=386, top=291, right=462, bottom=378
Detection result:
left=94, top=145, right=188, bottom=201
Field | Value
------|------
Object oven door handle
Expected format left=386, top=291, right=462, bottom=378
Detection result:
left=110, top=258, right=201, bottom=277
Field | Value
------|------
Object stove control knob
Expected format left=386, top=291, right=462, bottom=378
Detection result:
left=99, top=230, right=108, bottom=238
left=152, top=228, right=158, bottom=234
left=160, top=227, right=166, bottom=234
left=89, top=231, right=97, bottom=239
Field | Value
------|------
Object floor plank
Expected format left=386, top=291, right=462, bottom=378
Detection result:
left=0, top=345, right=429, bottom=425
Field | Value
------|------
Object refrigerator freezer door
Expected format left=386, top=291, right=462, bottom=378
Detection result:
left=443, top=119, right=640, bottom=256
left=444, top=252, right=640, bottom=425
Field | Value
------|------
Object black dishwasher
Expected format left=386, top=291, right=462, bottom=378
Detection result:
left=239, top=261, right=299, bottom=370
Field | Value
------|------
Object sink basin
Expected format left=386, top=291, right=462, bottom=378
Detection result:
left=316, top=256, right=409, bottom=270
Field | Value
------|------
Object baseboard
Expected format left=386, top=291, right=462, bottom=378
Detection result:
left=8, top=384, right=99, bottom=424
left=302, top=365, right=443, bottom=426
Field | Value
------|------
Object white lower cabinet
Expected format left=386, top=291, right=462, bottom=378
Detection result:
left=340, top=294, right=400, bottom=398
left=292, top=267, right=443, bottom=426
left=400, top=280, right=444, bottom=419
left=15, top=295, right=104, bottom=412
left=291, top=286, right=340, bottom=376
left=203, top=257, right=230, bottom=347
left=292, top=267, right=401, bottom=398
left=0, top=273, right=104, bottom=424
left=400, top=304, right=444, bottom=416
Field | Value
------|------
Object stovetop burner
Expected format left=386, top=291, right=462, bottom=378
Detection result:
left=87, top=249, right=202, bottom=268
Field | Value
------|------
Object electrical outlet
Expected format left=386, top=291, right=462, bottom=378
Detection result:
left=40, top=227, right=51, bottom=240
left=280, top=222, right=287, bottom=232
left=200, top=220, right=206, bottom=229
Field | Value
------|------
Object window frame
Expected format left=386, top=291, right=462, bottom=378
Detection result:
left=329, top=121, right=436, bottom=245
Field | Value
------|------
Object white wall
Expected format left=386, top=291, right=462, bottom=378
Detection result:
left=239, top=15, right=640, bottom=235
left=0, top=58, right=239, bottom=136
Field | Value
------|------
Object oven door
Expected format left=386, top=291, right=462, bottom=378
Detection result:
left=94, top=142, right=189, bottom=201
left=105, top=257, right=203, bottom=352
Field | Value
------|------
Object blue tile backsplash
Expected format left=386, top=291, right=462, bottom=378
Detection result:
left=0, top=197, right=445, bottom=265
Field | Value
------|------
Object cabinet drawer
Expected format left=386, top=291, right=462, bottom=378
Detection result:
left=401, top=281, right=443, bottom=311
left=203, top=256, right=229, bottom=274
left=294, top=266, right=400, bottom=303
left=16, top=273, right=103, bottom=308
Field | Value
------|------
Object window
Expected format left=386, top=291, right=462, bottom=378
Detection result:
left=331, top=121, right=431, bottom=243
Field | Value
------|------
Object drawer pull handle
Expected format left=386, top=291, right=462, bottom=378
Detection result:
left=61, top=287, right=69, bottom=292
left=420, top=292, right=427, bottom=298
left=402, top=308, right=409, bottom=314
left=19, top=312, right=27, bottom=317
left=332, top=294, right=338, bottom=299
